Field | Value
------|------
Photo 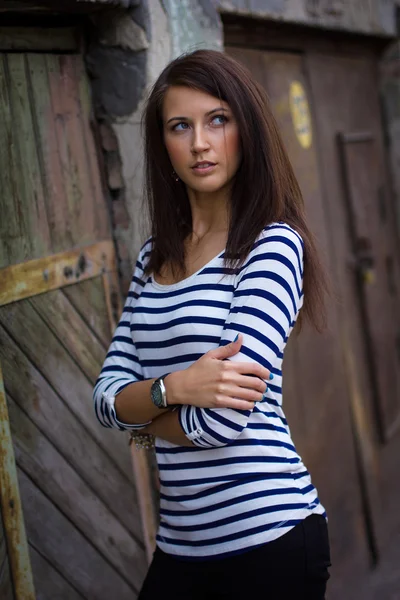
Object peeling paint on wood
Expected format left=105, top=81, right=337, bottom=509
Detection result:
left=0, top=362, right=36, bottom=600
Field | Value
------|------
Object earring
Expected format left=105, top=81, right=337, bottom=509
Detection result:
left=172, top=170, right=180, bottom=182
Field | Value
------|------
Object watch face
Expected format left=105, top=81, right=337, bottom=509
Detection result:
left=151, top=382, right=163, bottom=408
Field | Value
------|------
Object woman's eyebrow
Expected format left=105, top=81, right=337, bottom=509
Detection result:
left=166, top=106, right=229, bottom=125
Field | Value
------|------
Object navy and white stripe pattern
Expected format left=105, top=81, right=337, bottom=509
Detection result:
left=94, top=223, right=325, bottom=559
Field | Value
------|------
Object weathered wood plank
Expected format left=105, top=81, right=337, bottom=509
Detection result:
left=74, top=54, right=111, bottom=241
left=46, top=54, right=96, bottom=247
left=34, top=546, right=86, bottom=600
left=0, top=240, right=116, bottom=307
left=0, top=514, right=14, bottom=600
left=0, top=321, right=143, bottom=543
left=6, top=53, right=52, bottom=264
left=30, top=545, right=84, bottom=600
left=0, top=54, right=23, bottom=268
left=8, top=395, right=147, bottom=588
left=0, top=550, right=14, bottom=600
left=0, top=27, right=79, bottom=52
left=18, top=468, right=140, bottom=600
left=26, top=52, right=74, bottom=255
left=0, top=296, right=133, bottom=478
left=0, top=362, right=35, bottom=600
left=45, top=53, right=83, bottom=250
left=31, top=288, right=108, bottom=385
left=63, top=278, right=111, bottom=350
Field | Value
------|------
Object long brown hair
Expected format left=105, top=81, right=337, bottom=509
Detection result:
left=142, top=49, right=327, bottom=331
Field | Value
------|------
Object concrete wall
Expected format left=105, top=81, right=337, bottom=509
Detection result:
left=217, top=0, right=397, bottom=37
left=85, top=0, right=171, bottom=290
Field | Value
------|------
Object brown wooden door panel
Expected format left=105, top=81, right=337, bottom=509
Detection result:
left=338, top=132, right=400, bottom=439
left=306, top=51, right=400, bottom=582
left=226, top=46, right=372, bottom=590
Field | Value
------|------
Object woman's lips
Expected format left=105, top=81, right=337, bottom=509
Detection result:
left=191, top=163, right=217, bottom=175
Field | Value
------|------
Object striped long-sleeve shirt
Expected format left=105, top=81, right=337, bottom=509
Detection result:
left=93, top=222, right=325, bottom=559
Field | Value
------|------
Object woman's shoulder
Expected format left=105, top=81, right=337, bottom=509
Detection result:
left=239, top=222, right=304, bottom=277
left=257, top=222, right=304, bottom=249
left=135, top=236, right=153, bottom=271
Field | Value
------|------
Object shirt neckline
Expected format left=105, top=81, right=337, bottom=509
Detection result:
left=149, top=249, right=226, bottom=291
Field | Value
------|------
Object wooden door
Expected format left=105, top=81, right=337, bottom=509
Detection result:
left=0, top=29, right=151, bottom=599
left=225, top=45, right=400, bottom=598
left=306, top=53, right=400, bottom=596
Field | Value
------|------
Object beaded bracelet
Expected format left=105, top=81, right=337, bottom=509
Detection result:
left=129, top=431, right=156, bottom=450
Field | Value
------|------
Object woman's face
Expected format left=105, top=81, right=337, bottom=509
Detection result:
left=162, top=86, right=241, bottom=195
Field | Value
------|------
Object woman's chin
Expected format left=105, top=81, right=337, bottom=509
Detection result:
left=185, top=178, right=229, bottom=195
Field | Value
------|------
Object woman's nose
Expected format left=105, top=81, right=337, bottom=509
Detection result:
left=191, top=126, right=210, bottom=153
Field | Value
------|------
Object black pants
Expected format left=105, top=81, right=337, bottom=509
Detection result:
left=139, top=514, right=331, bottom=599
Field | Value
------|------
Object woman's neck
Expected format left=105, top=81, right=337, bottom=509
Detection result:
left=187, top=188, right=230, bottom=242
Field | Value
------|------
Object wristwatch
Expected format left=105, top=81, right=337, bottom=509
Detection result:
left=150, top=375, right=168, bottom=409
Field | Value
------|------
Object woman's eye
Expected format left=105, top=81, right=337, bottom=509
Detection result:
left=173, top=122, right=189, bottom=131
left=211, top=115, right=227, bottom=126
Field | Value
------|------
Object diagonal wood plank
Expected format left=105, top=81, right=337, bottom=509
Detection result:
left=18, top=469, right=140, bottom=600
left=63, top=278, right=111, bottom=350
left=0, top=299, right=133, bottom=479
left=0, top=323, right=144, bottom=544
left=8, top=394, right=147, bottom=588
left=30, top=288, right=107, bottom=385
left=29, top=545, right=84, bottom=600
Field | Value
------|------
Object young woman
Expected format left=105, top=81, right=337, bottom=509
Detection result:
left=94, top=49, right=331, bottom=599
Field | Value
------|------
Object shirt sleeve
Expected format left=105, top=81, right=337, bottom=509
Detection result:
left=178, top=224, right=304, bottom=448
left=93, top=239, right=151, bottom=431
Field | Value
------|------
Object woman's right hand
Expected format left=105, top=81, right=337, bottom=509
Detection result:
left=164, top=335, right=271, bottom=411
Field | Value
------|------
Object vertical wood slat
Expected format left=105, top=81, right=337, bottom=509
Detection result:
left=74, top=54, right=111, bottom=241
left=26, top=53, right=74, bottom=254
left=0, top=362, right=35, bottom=600
left=46, top=54, right=96, bottom=248
left=102, top=270, right=158, bottom=563
left=3, top=54, right=52, bottom=265
left=0, top=55, right=23, bottom=268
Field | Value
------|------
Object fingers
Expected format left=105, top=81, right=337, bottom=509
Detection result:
left=223, top=360, right=271, bottom=382
left=235, top=375, right=269, bottom=395
left=215, top=397, right=256, bottom=411
left=218, top=383, right=265, bottom=403
left=208, top=334, right=242, bottom=359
